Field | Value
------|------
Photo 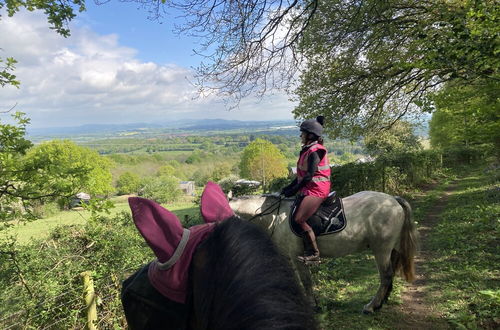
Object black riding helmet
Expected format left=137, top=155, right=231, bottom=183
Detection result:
left=300, top=116, right=325, bottom=137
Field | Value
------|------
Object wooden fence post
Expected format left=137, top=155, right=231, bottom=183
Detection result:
left=81, top=271, right=98, bottom=330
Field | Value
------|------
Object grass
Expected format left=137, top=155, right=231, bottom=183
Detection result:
left=5, top=195, right=200, bottom=245
left=312, top=167, right=499, bottom=329
left=422, top=171, right=500, bottom=329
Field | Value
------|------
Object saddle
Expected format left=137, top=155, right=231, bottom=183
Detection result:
left=289, top=191, right=347, bottom=237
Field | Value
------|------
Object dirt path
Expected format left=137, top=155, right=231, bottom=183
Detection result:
left=396, top=182, right=459, bottom=329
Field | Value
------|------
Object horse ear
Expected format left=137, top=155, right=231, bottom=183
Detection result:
left=201, top=182, right=235, bottom=223
left=128, top=197, right=184, bottom=263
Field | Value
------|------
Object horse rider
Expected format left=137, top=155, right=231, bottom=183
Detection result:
left=281, top=116, right=331, bottom=264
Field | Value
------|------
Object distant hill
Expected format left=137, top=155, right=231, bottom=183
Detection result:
left=26, top=119, right=297, bottom=137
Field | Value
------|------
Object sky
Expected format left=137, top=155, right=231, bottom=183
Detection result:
left=0, top=2, right=296, bottom=128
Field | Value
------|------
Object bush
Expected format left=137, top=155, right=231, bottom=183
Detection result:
left=140, top=175, right=182, bottom=203
left=116, top=172, right=141, bottom=195
left=267, top=177, right=291, bottom=194
left=331, top=149, right=442, bottom=196
left=0, top=211, right=150, bottom=329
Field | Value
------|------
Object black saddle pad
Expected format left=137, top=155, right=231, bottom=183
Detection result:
left=289, top=193, right=347, bottom=237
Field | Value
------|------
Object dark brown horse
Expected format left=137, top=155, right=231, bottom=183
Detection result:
left=121, top=189, right=317, bottom=330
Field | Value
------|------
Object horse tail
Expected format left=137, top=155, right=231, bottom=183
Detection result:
left=393, top=196, right=418, bottom=282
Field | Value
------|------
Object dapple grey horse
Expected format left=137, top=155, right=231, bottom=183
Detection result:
left=229, top=191, right=418, bottom=313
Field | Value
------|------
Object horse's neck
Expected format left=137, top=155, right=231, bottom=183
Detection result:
left=231, top=196, right=292, bottom=226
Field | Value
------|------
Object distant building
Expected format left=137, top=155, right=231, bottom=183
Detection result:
left=70, top=192, right=91, bottom=208
left=235, top=179, right=260, bottom=188
left=355, top=156, right=375, bottom=164
left=179, top=181, right=195, bottom=196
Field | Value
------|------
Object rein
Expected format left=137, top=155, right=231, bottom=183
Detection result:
left=246, top=196, right=285, bottom=239
left=248, top=195, right=284, bottom=222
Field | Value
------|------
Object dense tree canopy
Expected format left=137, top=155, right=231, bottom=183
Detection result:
left=140, top=175, right=181, bottom=204
left=22, top=140, right=114, bottom=196
left=429, top=79, right=499, bottom=154
left=294, top=0, right=499, bottom=138
left=116, top=171, right=141, bottom=195
left=364, top=121, right=422, bottom=157
left=121, top=0, right=498, bottom=139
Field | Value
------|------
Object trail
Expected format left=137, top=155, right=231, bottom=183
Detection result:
left=396, top=182, right=459, bottom=329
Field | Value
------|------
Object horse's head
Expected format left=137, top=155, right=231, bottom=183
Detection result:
left=188, top=217, right=317, bottom=330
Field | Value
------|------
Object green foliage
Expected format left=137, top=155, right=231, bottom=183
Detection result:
left=22, top=140, right=114, bottom=197
left=190, top=161, right=234, bottom=187
left=294, top=0, right=499, bottom=139
left=185, top=151, right=204, bottom=164
left=0, top=212, right=149, bottom=328
left=364, top=121, right=422, bottom=157
left=422, top=170, right=500, bottom=329
left=140, top=175, right=181, bottom=203
left=1, top=128, right=114, bottom=226
left=267, top=176, right=290, bottom=194
left=331, top=150, right=442, bottom=196
left=441, top=145, right=494, bottom=166
left=0, top=113, right=34, bottom=223
left=239, top=138, right=288, bottom=188
left=82, top=197, right=115, bottom=222
left=429, top=79, right=499, bottom=157
left=156, top=164, right=176, bottom=177
left=116, top=171, right=141, bottom=195
left=1, top=0, right=86, bottom=37
left=0, top=57, right=19, bottom=87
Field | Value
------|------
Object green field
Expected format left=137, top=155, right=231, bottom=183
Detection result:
left=5, top=196, right=200, bottom=245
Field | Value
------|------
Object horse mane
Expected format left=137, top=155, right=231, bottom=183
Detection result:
left=191, top=217, right=317, bottom=330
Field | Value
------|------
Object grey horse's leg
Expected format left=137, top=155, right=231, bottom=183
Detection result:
left=363, top=250, right=394, bottom=314
left=292, top=258, right=316, bottom=307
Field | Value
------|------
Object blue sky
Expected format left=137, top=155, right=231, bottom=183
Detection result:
left=79, top=2, right=195, bottom=66
left=0, top=3, right=295, bottom=128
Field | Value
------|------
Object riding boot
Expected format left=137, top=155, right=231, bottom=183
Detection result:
left=297, top=230, right=320, bottom=264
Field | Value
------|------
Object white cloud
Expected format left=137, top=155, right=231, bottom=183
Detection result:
left=0, top=10, right=295, bottom=128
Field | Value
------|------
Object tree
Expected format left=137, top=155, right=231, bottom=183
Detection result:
left=0, top=112, right=33, bottom=222
left=149, top=0, right=318, bottom=103
left=140, top=175, right=181, bottom=204
left=429, top=79, right=499, bottom=154
left=239, top=138, right=288, bottom=189
left=364, top=121, right=422, bottom=157
left=21, top=140, right=114, bottom=197
left=294, top=0, right=499, bottom=138
left=116, top=172, right=141, bottom=195
left=156, top=165, right=176, bottom=177
left=0, top=130, right=113, bottom=223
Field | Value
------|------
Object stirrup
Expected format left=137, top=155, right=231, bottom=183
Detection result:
left=297, top=254, right=321, bottom=265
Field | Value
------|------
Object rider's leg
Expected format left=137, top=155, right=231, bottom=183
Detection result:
left=294, top=195, right=324, bottom=263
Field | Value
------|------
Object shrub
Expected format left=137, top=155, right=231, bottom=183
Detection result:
left=116, top=172, right=141, bottom=195
left=140, top=176, right=182, bottom=204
